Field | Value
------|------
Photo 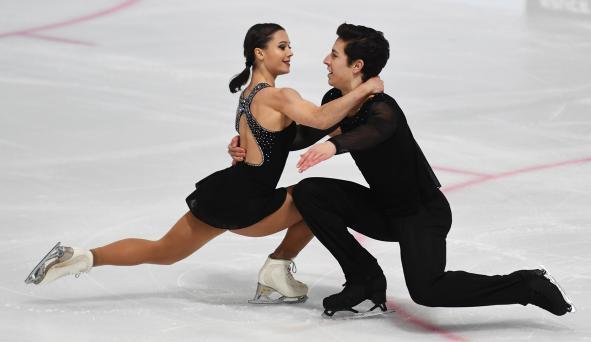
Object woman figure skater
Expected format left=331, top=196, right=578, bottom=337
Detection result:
left=25, top=23, right=383, bottom=304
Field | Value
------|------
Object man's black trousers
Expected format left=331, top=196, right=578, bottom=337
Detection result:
left=293, top=177, right=529, bottom=307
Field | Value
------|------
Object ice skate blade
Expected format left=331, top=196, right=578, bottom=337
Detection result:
left=248, top=283, right=308, bottom=304
left=322, top=308, right=395, bottom=320
left=539, top=265, right=576, bottom=313
left=248, top=295, right=308, bottom=305
left=323, top=301, right=392, bottom=319
left=24, top=242, right=62, bottom=285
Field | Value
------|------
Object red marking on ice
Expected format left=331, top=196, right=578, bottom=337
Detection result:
left=0, top=0, right=139, bottom=45
left=442, top=156, right=591, bottom=193
left=353, top=156, right=591, bottom=341
left=386, top=299, right=468, bottom=342
left=433, top=165, right=491, bottom=177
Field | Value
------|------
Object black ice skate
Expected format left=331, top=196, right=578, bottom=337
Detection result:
left=322, top=272, right=391, bottom=318
left=524, top=265, right=575, bottom=315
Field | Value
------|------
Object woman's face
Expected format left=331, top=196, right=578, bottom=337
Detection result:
left=257, top=30, right=293, bottom=75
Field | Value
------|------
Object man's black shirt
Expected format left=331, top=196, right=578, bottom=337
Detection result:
left=291, top=88, right=440, bottom=216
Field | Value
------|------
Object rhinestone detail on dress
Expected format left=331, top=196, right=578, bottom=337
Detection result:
left=234, top=83, right=277, bottom=167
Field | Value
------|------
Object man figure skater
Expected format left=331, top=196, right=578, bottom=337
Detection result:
left=230, top=23, right=574, bottom=317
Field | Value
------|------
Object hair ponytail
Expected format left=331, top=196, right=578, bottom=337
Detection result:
left=228, top=23, right=285, bottom=93
left=229, top=65, right=251, bottom=93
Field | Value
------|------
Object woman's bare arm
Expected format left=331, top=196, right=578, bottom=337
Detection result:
left=267, top=77, right=383, bottom=129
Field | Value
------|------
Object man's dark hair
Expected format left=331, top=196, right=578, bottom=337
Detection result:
left=336, top=23, right=390, bottom=81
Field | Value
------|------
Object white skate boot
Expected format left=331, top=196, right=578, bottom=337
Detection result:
left=25, top=242, right=93, bottom=285
left=249, top=256, right=308, bottom=304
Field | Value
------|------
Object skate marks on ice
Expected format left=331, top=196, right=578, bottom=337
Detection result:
left=176, top=266, right=316, bottom=309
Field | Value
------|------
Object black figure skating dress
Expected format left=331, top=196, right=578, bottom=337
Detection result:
left=186, top=83, right=296, bottom=229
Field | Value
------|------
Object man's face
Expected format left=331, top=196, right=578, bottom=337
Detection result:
left=323, top=38, right=355, bottom=89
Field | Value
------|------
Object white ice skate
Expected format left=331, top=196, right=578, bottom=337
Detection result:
left=24, top=242, right=93, bottom=285
left=248, top=256, right=308, bottom=304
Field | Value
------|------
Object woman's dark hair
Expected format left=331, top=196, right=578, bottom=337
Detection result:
left=336, top=23, right=390, bottom=81
left=229, top=23, right=285, bottom=93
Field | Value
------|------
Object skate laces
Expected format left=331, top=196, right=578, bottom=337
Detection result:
left=288, top=261, right=298, bottom=274
left=284, top=261, right=298, bottom=282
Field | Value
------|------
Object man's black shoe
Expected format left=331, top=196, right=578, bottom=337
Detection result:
left=524, top=267, right=574, bottom=316
left=323, top=272, right=387, bottom=316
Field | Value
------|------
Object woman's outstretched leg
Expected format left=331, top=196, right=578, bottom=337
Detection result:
left=93, top=211, right=225, bottom=266
left=27, top=212, right=224, bottom=285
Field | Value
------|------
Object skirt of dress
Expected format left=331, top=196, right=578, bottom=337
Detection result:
left=185, top=166, right=287, bottom=230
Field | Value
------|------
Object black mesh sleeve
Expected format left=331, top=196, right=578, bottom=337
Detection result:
left=328, top=98, right=401, bottom=154
left=290, top=124, right=339, bottom=151
left=289, top=88, right=343, bottom=151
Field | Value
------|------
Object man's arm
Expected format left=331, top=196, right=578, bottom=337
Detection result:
left=328, top=99, right=400, bottom=154
left=290, top=124, right=340, bottom=151
left=297, top=98, right=401, bottom=172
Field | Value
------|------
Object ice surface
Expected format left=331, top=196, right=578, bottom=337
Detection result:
left=1, top=0, right=590, bottom=341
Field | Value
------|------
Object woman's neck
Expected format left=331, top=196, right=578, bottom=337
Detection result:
left=250, top=68, right=276, bottom=87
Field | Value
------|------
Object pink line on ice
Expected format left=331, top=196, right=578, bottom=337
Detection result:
left=0, top=0, right=139, bottom=45
left=433, top=165, right=491, bottom=177
left=442, top=156, right=591, bottom=193
left=386, top=299, right=468, bottom=342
